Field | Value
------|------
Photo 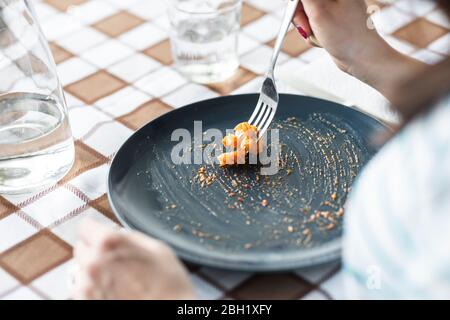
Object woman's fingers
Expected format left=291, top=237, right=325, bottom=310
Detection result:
left=73, top=241, right=94, bottom=266
left=78, top=218, right=118, bottom=248
left=301, top=0, right=335, bottom=12
left=73, top=231, right=112, bottom=299
left=72, top=269, right=91, bottom=300
left=293, top=2, right=312, bottom=38
left=72, top=223, right=194, bottom=299
left=72, top=263, right=103, bottom=300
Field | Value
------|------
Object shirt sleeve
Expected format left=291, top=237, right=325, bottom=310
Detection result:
left=342, top=97, right=450, bottom=299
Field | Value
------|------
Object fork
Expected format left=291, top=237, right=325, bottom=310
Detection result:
left=248, top=0, right=300, bottom=138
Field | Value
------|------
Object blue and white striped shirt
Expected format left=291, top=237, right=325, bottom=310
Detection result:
left=343, top=95, right=450, bottom=299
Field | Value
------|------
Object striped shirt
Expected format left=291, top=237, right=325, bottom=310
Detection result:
left=343, top=94, right=450, bottom=299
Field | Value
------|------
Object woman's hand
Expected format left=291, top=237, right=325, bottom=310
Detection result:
left=72, top=219, right=195, bottom=300
left=293, top=0, right=426, bottom=103
left=294, top=0, right=383, bottom=72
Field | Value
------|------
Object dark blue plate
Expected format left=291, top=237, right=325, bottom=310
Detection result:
left=108, top=94, right=387, bottom=271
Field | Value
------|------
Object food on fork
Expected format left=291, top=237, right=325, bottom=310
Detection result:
left=222, top=134, right=238, bottom=149
left=217, top=150, right=239, bottom=166
left=218, top=122, right=265, bottom=167
left=234, top=122, right=258, bottom=134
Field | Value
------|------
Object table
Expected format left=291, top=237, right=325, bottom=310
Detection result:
left=0, top=0, right=449, bottom=300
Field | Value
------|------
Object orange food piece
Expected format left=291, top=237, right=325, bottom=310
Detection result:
left=240, top=137, right=265, bottom=153
left=239, top=136, right=255, bottom=152
left=234, top=122, right=258, bottom=134
left=256, top=138, right=265, bottom=155
left=218, top=151, right=245, bottom=167
left=218, top=122, right=264, bottom=166
left=222, top=134, right=238, bottom=148
left=217, top=152, right=234, bottom=167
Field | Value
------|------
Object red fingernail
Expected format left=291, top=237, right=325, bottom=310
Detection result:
left=297, top=26, right=308, bottom=39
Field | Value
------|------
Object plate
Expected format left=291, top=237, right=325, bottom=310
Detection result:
left=108, top=94, right=387, bottom=271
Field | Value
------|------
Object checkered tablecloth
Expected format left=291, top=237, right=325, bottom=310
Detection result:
left=0, top=0, right=449, bottom=300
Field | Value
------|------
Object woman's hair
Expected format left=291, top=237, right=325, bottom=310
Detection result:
left=394, top=0, right=450, bottom=125
left=439, top=0, right=450, bottom=13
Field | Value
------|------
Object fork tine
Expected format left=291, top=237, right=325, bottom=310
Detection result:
left=253, top=104, right=269, bottom=128
left=256, top=106, right=272, bottom=130
left=248, top=100, right=264, bottom=125
left=248, top=0, right=296, bottom=135
left=259, top=109, right=275, bottom=138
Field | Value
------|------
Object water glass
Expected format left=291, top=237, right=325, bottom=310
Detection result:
left=167, top=0, right=242, bottom=84
left=0, top=0, right=74, bottom=194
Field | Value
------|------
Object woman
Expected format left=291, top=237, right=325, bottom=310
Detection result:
left=73, top=0, right=450, bottom=299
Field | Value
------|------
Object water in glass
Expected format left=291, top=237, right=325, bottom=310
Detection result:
left=168, top=0, right=242, bottom=83
left=0, top=0, right=74, bottom=194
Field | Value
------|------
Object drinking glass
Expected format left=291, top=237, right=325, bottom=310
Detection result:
left=0, top=0, right=74, bottom=194
left=167, top=0, right=242, bottom=84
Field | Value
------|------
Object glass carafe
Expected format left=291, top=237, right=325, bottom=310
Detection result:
left=0, top=0, right=74, bottom=194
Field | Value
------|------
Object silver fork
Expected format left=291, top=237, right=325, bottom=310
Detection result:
left=248, top=0, right=300, bottom=138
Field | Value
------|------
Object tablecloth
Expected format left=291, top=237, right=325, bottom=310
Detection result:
left=0, top=0, right=449, bottom=300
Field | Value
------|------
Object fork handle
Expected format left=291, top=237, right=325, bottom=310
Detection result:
left=269, top=0, right=300, bottom=75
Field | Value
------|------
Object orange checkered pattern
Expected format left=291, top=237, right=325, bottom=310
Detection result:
left=0, top=0, right=449, bottom=299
